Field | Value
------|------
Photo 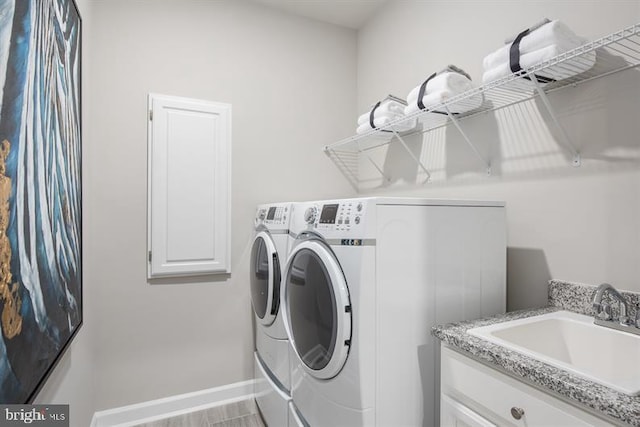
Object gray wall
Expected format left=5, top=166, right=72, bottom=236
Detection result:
left=87, top=0, right=356, bottom=411
left=356, top=0, right=640, bottom=309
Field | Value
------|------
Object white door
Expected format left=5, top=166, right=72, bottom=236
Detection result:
left=282, top=237, right=352, bottom=379
left=250, top=231, right=281, bottom=325
left=147, top=94, right=231, bottom=278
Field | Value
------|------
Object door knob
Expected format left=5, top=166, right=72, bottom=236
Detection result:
left=510, top=406, right=525, bottom=420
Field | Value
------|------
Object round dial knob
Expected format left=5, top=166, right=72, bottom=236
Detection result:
left=304, top=207, right=318, bottom=224
left=510, top=407, right=525, bottom=420
left=258, top=210, right=266, bottom=220
left=354, top=216, right=361, bottom=224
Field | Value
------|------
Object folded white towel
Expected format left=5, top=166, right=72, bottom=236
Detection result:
left=358, top=115, right=398, bottom=129
left=356, top=118, right=416, bottom=135
left=405, top=91, right=447, bottom=115
left=483, top=20, right=588, bottom=71
left=481, top=44, right=596, bottom=85
left=357, top=112, right=404, bottom=127
left=404, top=90, right=484, bottom=116
left=357, top=101, right=406, bottom=126
left=358, top=110, right=404, bottom=126
left=407, top=72, right=474, bottom=104
left=504, top=18, right=551, bottom=44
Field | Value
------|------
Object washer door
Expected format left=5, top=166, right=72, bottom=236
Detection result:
left=250, top=231, right=281, bottom=326
left=283, top=238, right=351, bottom=379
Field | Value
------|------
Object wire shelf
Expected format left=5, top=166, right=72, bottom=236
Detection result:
left=324, top=22, right=640, bottom=189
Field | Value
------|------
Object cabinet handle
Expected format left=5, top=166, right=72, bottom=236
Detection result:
left=510, top=407, right=525, bottom=420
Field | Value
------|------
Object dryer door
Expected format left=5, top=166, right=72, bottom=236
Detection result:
left=283, top=239, right=351, bottom=380
left=250, top=231, right=281, bottom=326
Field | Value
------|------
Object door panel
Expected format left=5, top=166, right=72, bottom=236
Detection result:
left=147, top=94, right=231, bottom=277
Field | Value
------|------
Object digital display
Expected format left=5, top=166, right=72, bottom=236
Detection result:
left=320, top=204, right=339, bottom=224
left=267, top=207, right=277, bottom=220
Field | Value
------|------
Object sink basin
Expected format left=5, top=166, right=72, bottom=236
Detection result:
left=468, top=310, right=640, bottom=395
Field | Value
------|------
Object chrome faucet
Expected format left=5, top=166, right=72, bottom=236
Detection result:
left=592, top=283, right=630, bottom=326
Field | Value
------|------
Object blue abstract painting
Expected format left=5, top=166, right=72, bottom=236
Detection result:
left=0, top=0, right=82, bottom=403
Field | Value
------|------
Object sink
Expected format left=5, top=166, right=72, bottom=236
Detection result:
left=468, top=310, right=640, bottom=395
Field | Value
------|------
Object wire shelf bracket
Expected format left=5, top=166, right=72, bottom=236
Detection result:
left=390, top=128, right=432, bottom=183
left=444, top=106, right=492, bottom=175
left=324, top=147, right=360, bottom=191
left=527, top=71, right=582, bottom=167
left=361, top=147, right=392, bottom=183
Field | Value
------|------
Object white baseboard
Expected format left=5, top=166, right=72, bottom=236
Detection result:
left=90, top=380, right=256, bottom=427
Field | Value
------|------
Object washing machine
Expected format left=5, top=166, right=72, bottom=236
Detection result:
left=281, top=197, right=506, bottom=427
left=250, top=202, right=295, bottom=426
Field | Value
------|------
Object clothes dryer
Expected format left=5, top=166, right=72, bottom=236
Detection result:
left=282, top=197, right=507, bottom=427
left=250, top=202, right=295, bottom=426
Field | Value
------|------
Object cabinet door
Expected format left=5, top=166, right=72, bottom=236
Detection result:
left=441, top=394, right=497, bottom=427
left=147, top=94, right=231, bottom=278
left=441, top=346, right=613, bottom=427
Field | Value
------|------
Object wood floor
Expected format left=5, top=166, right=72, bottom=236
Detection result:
left=133, top=399, right=266, bottom=427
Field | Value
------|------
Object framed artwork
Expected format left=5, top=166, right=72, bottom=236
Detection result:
left=0, top=0, right=82, bottom=403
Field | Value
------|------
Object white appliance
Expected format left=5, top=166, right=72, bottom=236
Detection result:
left=281, top=197, right=506, bottom=427
left=251, top=203, right=295, bottom=426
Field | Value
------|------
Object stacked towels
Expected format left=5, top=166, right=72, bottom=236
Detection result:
left=357, top=95, right=414, bottom=134
left=482, top=19, right=596, bottom=85
left=404, top=65, right=483, bottom=115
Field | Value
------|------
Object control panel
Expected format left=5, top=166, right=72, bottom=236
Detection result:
left=255, top=204, right=290, bottom=227
left=312, top=200, right=365, bottom=232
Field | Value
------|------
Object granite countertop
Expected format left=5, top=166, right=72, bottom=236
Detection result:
left=432, top=304, right=640, bottom=426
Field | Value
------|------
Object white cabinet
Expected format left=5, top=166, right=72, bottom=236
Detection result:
left=147, top=94, right=231, bottom=278
left=440, top=346, right=614, bottom=427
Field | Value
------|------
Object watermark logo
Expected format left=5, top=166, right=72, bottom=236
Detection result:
left=0, top=405, right=68, bottom=426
